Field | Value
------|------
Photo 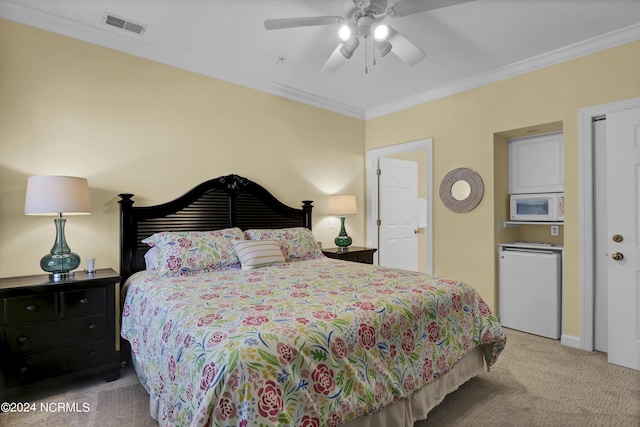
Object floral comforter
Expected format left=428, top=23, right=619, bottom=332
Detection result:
left=121, top=257, right=506, bottom=427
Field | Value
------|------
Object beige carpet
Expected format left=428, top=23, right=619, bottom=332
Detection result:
left=419, top=329, right=640, bottom=426
left=1, top=328, right=638, bottom=427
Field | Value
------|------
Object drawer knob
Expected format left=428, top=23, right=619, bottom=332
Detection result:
left=88, top=323, right=96, bottom=330
left=18, top=336, right=28, bottom=344
left=80, top=298, right=89, bottom=304
left=20, top=366, right=28, bottom=373
left=26, top=305, right=37, bottom=311
left=89, top=350, right=96, bottom=357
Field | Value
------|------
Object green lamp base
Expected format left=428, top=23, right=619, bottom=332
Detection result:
left=334, top=216, right=352, bottom=252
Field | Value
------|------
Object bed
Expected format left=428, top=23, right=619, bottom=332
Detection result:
left=118, top=174, right=506, bottom=427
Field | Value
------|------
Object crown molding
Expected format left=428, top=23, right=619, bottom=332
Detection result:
left=2, top=1, right=639, bottom=121
left=0, top=1, right=367, bottom=119
left=366, top=22, right=640, bottom=119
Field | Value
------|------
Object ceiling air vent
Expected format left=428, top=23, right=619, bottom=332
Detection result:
left=104, top=13, right=146, bottom=35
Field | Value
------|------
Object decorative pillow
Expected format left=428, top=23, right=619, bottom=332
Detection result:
left=141, top=228, right=245, bottom=275
left=244, top=227, right=323, bottom=262
left=232, top=239, right=286, bottom=270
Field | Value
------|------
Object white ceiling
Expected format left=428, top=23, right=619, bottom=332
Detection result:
left=2, top=0, right=640, bottom=119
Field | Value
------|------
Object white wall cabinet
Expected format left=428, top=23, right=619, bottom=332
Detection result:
left=509, top=132, right=564, bottom=194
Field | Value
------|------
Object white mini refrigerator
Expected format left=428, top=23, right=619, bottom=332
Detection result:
left=498, top=245, right=562, bottom=339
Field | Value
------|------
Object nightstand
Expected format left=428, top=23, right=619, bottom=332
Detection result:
left=322, top=246, right=377, bottom=264
left=0, top=268, right=121, bottom=400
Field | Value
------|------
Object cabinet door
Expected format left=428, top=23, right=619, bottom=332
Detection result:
left=509, top=132, right=564, bottom=194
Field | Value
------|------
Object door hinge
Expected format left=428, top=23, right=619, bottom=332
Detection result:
left=377, top=168, right=381, bottom=176
left=377, top=219, right=381, bottom=226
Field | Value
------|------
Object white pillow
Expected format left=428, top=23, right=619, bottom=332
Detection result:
left=144, top=246, right=159, bottom=270
left=233, top=239, right=286, bottom=270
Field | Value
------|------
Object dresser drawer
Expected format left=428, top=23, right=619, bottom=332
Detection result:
left=61, top=287, right=105, bottom=316
left=3, top=293, right=57, bottom=325
left=0, top=269, right=121, bottom=398
left=349, top=253, right=374, bottom=264
left=3, top=341, right=107, bottom=388
left=4, top=314, right=106, bottom=354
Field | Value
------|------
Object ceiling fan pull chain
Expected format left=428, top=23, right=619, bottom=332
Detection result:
left=364, top=35, right=369, bottom=74
left=373, top=38, right=377, bottom=66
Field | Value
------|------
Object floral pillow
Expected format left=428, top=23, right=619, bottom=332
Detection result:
left=244, top=227, right=323, bottom=262
left=141, top=228, right=245, bottom=275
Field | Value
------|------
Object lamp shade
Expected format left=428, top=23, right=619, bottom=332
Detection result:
left=328, top=194, right=357, bottom=215
left=25, top=176, right=91, bottom=215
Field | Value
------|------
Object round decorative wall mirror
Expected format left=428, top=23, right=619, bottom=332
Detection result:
left=451, top=180, right=471, bottom=201
left=439, top=168, right=484, bottom=212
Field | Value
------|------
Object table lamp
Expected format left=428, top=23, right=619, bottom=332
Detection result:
left=328, top=194, right=357, bottom=252
left=25, top=176, right=91, bottom=281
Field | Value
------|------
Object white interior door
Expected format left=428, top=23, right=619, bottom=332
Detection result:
left=378, top=157, right=418, bottom=270
left=606, top=106, right=640, bottom=371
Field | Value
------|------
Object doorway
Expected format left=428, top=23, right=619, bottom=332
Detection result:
left=366, top=139, right=433, bottom=274
left=579, top=96, right=640, bottom=371
left=378, top=157, right=419, bottom=270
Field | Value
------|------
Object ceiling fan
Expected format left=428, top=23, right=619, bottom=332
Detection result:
left=264, top=0, right=474, bottom=72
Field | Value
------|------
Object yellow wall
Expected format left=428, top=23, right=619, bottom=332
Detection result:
left=366, top=40, right=640, bottom=336
left=3, top=18, right=640, bottom=340
left=0, top=19, right=365, bottom=278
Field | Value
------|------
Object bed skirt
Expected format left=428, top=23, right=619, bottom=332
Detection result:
left=131, top=346, right=484, bottom=427
left=344, top=346, right=484, bottom=426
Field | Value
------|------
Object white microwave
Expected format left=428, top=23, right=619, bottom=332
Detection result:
left=510, top=193, right=564, bottom=222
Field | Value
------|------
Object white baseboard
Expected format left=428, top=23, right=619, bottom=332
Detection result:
left=560, top=334, right=583, bottom=350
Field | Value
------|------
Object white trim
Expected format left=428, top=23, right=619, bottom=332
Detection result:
left=2, top=1, right=639, bottom=120
left=578, top=96, right=640, bottom=351
left=560, top=334, right=582, bottom=350
left=366, top=139, right=433, bottom=274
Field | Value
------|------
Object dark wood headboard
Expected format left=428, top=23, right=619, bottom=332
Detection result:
left=118, top=174, right=313, bottom=284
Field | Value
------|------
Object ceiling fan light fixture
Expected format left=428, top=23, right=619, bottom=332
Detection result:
left=340, top=37, right=360, bottom=59
left=265, top=0, right=471, bottom=72
left=338, top=24, right=350, bottom=41
left=339, top=46, right=352, bottom=59
left=373, top=24, right=389, bottom=41
left=376, top=40, right=392, bottom=57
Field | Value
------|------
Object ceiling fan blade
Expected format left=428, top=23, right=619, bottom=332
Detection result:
left=321, top=43, right=347, bottom=72
left=264, top=16, right=342, bottom=30
left=389, top=0, right=474, bottom=17
left=387, top=28, right=426, bottom=66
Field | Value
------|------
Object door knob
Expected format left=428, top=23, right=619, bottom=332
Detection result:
left=414, top=229, right=419, bottom=234
left=612, top=252, right=624, bottom=261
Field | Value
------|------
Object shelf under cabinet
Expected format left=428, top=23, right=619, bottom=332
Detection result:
left=500, top=221, right=564, bottom=230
